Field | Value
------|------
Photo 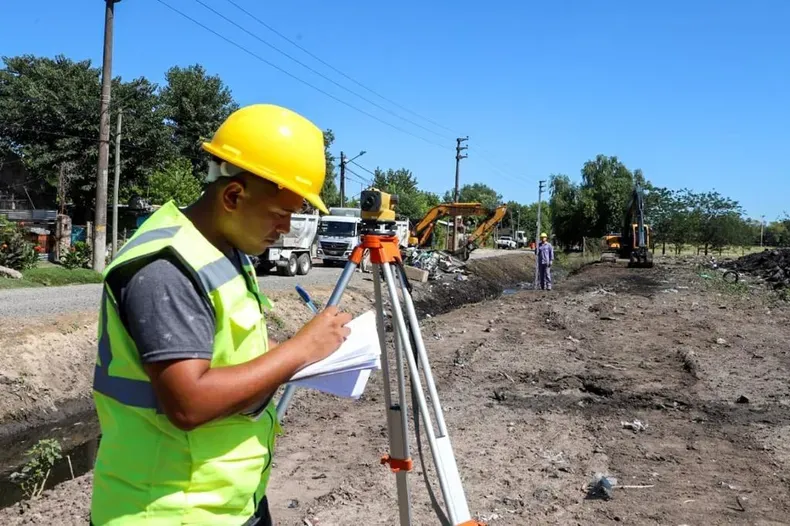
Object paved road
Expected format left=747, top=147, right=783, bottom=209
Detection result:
left=0, top=264, right=350, bottom=319
left=0, top=248, right=519, bottom=319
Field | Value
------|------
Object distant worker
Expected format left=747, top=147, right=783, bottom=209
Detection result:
left=89, top=104, right=352, bottom=525
left=536, top=232, right=554, bottom=290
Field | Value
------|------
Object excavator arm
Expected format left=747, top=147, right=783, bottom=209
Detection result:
left=619, top=183, right=653, bottom=268
left=409, top=202, right=491, bottom=248
left=461, top=204, right=508, bottom=252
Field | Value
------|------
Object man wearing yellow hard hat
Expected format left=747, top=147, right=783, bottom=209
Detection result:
left=536, top=232, right=553, bottom=290
left=89, top=104, right=351, bottom=525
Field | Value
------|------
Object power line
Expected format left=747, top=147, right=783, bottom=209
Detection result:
left=349, top=160, right=377, bottom=177
left=344, top=167, right=372, bottom=186
left=222, top=0, right=457, bottom=136
left=224, top=0, right=539, bottom=189
left=194, top=0, right=454, bottom=142
left=155, top=0, right=451, bottom=151
left=469, top=145, right=530, bottom=182
left=466, top=146, right=534, bottom=187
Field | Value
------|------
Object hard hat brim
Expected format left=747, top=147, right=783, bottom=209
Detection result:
left=202, top=141, right=329, bottom=214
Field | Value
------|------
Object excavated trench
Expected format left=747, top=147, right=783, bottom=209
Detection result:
left=0, top=251, right=548, bottom=509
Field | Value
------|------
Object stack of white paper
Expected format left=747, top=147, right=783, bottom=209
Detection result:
left=287, top=310, right=381, bottom=399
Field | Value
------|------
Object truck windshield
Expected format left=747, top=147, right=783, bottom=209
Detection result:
left=319, top=221, right=357, bottom=237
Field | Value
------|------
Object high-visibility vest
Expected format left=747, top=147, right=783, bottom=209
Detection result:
left=90, top=201, right=280, bottom=525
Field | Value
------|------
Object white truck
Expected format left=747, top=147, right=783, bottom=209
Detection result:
left=496, top=235, right=517, bottom=250
left=253, top=212, right=319, bottom=276
left=317, top=208, right=409, bottom=271
left=496, top=229, right=528, bottom=248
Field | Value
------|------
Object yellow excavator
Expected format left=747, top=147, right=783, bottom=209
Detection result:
left=408, top=202, right=508, bottom=260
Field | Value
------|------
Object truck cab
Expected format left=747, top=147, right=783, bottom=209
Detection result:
left=317, top=209, right=361, bottom=266
left=514, top=231, right=527, bottom=248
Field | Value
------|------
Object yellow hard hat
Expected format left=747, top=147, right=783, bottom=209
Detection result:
left=540, top=232, right=548, bottom=238
left=202, top=104, right=329, bottom=213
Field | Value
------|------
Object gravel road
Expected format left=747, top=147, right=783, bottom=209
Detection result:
left=0, top=249, right=516, bottom=319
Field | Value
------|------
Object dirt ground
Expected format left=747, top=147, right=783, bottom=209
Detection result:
left=3, top=256, right=790, bottom=525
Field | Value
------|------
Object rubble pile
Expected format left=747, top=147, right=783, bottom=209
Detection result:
left=724, top=248, right=790, bottom=289
left=403, top=248, right=467, bottom=280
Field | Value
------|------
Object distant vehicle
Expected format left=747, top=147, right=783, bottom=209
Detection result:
left=317, top=210, right=361, bottom=267
left=252, top=213, right=319, bottom=276
left=496, top=236, right=517, bottom=250
left=498, top=228, right=527, bottom=248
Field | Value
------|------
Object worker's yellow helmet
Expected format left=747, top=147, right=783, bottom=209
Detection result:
left=540, top=232, right=548, bottom=238
left=201, top=104, right=329, bottom=213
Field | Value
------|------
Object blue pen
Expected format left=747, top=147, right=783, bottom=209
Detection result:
left=295, top=285, right=319, bottom=314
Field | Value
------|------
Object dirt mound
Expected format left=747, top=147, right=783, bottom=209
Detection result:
left=724, top=248, right=790, bottom=289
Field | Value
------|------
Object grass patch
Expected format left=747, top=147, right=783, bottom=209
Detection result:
left=556, top=252, right=599, bottom=275
left=0, top=265, right=102, bottom=289
left=695, top=270, right=751, bottom=297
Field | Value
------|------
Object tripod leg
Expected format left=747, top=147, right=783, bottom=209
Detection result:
left=276, top=259, right=359, bottom=422
left=396, top=266, right=472, bottom=523
left=381, top=263, right=472, bottom=525
left=376, top=265, right=413, bottom=526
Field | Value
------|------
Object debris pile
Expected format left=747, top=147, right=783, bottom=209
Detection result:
left=724, top=248, right=790, bottom=289
left=403, top=248, right=467, bottom=280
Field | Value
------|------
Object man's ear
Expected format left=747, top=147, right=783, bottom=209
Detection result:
left=220, top=178, right=247, bottom=211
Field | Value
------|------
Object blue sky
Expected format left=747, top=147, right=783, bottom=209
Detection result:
left=4, top=0, right=789, bottom=220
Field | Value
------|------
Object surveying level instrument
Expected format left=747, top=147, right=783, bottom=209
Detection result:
left=277, top=189, right=485, bottom=526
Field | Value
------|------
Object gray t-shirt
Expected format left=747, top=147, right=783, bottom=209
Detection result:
left=118, top=251, right=244, bottom=364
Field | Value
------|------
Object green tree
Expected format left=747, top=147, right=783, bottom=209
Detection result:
left=147, top=158, right=202, bottom=206
left=0, top=54, right=174, bottom=220
left=549, top=173, right=592, bottom=248
left=498, top=201, right=549, bottom=240
left=0, top=54, right=102, bottom=214
left=372, top=168, right=439, bottom=222
left=764, top=218, right=790, bottom=247
left=580, top=154, right=636, bottom=235
left=686, top=190, right=744, bottom=254
left=112, top=77, right=177, bottom=203
left=159, top=64, right=238, bottom=178
left=645, top=185, right=677, bottom=254
left=444, top=183, right=502, bottom=210
left=319, top=130, right=340, bottom=209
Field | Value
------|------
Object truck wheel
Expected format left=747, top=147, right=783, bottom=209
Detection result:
left=296, top=253, right=311, bottom=275
left=279, top=253, right=298, bottom=276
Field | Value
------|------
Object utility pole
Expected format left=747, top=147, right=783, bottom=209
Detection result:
left=58, top=163, right=66, bottom=216
left=516, top=208, right=521, bottom=246
left=93, top=0, right=121, bottom=272
left=339, top=151, right=346, bottom=207
left=760, top=215, right=765, bottom=247
left=338, top=150, right=366, bottom=208
left=535, top=180, right=546, bottom=248
left=111, top=109, right=122, bottom=259
left=534, top=180, right=546, bottom=287
left=453, top=136, right=468, bottom=251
